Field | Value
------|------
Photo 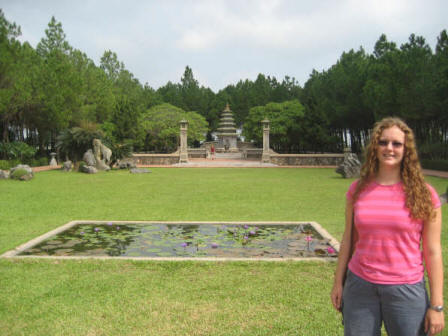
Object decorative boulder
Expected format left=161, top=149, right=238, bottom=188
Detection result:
left=80, top=165, right=98, bottom=174
left=92, top=138, right=111, bottom=171
left=336, top=153, right=361, bottom=178
left=10, top=164, right=34, bottom=181
left=0, top=170, right=9, bottom=179
left=83, top=149, right=96, bottom=166
left=63, top=161, right=73, bottom=172
left=130, top=168, right=151, bottom=174
left=441, top=193, right=447, bottom=205
left=119, top=160, right=137, bottom=169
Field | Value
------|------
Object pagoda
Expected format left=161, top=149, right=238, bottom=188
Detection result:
left=216, top=103, right=238, bottom=152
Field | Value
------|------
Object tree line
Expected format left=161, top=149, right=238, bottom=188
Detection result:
left=0, top=10, right=447, bottom=163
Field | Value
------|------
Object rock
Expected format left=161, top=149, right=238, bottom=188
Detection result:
left=130, top=168, right=151, bottom=174
left=96, top=160, right=111, bottom=171
left=80, top=165, right=98, bottom=174
left=10, top=164, right=34, bottom=181
left=83, top=149, right=96, bottom=166
left=440, top=193, right=447, bottom=205
left=0, top=170, right=9, bottom=179
left=118, top=160, right=137, bottom=169
left=336, top=153, right=361, bottom=178
left=19, top=174, right=34, bottom=181
left=93, top=139, right=112, bottom=171
left=63, top=161, right=73, bottom=172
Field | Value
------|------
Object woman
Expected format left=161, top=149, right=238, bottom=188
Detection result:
left=331, top=117, right=444, bottom=335
left=210, top=144, right=215, bottom=160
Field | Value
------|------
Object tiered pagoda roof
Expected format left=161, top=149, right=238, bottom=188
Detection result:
left=216, top=103, right=237, bottom=137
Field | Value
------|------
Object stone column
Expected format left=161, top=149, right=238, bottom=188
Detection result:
left=179, top=119, right=189, bottom=163
left=261, top=119, right=271, bottom=163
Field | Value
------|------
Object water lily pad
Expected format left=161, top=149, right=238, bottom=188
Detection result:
left=45, top=240, right=63, bottom=245
left=156, top=252, right=173, bottom=257
left=147, top=248, right=162, bottom=253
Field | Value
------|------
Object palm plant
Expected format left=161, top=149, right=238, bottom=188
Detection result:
left=56, top=122, right=103, bottom=163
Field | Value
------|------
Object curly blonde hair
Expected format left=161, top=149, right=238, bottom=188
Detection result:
left=352, top=117, right=434, bottom=221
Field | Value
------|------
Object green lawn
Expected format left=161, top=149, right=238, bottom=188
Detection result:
left=1, top=168, right=447, bottom=335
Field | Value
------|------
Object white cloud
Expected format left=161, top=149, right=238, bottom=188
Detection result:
left=1, top=0, right=447, bottom=90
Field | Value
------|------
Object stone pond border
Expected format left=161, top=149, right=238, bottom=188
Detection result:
left=1, top=220, right=340, bottom=261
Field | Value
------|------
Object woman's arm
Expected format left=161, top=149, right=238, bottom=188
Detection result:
left=422, top=206, right=444, bottom=335
left=330, top=198, right=355, bottom=311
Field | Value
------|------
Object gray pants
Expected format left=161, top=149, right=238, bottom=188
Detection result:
left=342, top=270, right=428, bottom=336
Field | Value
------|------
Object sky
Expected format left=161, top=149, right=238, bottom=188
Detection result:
left=1, top=0, right=447, bottom=92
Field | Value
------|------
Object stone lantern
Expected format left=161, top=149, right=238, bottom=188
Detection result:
left=179, top=119, right=189, bottom=163
left=49, top=152, right=58, bottom=166
left=261, top=119, right=271, bottom=163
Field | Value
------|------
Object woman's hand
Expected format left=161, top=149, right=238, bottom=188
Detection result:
left=331, top=282, right=343, bottom=312
left=425, top=309, right=444, bottom=335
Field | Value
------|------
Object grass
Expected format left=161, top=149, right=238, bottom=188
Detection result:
left=0, top=168, right=447, bottom=335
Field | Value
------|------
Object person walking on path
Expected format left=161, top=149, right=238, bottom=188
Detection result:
left=210, top=144, right=215, bottom=160
left=331, top=117, right=444, bottom=336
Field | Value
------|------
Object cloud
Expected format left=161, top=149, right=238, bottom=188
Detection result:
left=177, top=30, right=218, bottom=50
left=2, top=0, right=447, bottom=91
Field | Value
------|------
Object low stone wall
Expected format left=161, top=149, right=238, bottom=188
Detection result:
left=188, top=148, right=207, bottom=158
left=242, top=148, right=263, bottom=159
left=132, top=153, right=179, bottom=165
left=270, top=154, right=345, bottom=166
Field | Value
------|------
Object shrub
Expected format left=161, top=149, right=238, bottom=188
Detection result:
left=39, top=157, right=49, bottom=166
left=0, top=160, right=10, bottom=170
left=0, top=142, right=37, bottom=161
left=56, top=124, right=104, bottom=163
left=78, top=161, right=87, bottom=171
left=421, top=159, right=448, bottom=171
left=419, top=143, right=448, bottom=160
left=10, top=168, right=29, bottom=180
left=30, top=157, right=50, bottom=167
left=0, top=159, right=20, bottom=170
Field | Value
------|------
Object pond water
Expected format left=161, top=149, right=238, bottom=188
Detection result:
left=18, top=222, right=338, bottom=259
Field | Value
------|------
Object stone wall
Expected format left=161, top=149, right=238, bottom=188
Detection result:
left=132, top=154, right=179, bottom=165
left=131, top=152, right=345, bottom=166
left=270, top=154, right=345, bottom=166
left=242, top=148, right=263, bottom=159
left=187, top=148, right=207, bottom=158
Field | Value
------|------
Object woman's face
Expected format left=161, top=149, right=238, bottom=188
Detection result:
left=376, top=126, right=406, bottom=169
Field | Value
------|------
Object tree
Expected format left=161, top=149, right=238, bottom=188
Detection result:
left=243, top=100, right=305, bottom=152
left=100, top=50, right=124, bottom=82
left=0, top=9, right=23, bottom=142
left=68, top=49, right=115, bottom=125
left=181, top=66, right=200, bottom=111
left=140, top=103, right=207, bottom=152
left=36, top=16, right=71, bottom=57
left=110, top=96, right=142, bottom=144
left=32, top=16, right=81, bottom=153
left=434, top=30, right=448, bottom=148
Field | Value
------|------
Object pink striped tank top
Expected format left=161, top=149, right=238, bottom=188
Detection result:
left=347, top=180, right=441, bottom=284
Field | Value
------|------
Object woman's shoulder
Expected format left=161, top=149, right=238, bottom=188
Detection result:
left=346, top=179, right=360, bottom=198
left=425, top=183, right=442, bottom=208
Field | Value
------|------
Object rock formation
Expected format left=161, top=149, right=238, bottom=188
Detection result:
left=336, top=153, right=361, bottom=178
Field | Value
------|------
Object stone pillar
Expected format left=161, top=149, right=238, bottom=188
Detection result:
left=179, top=119, right=189, bottom=163
left=261, top=119, right=271, bottom=163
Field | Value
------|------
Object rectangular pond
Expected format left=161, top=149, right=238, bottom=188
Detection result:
left=2, top=221, right=340, bottom=261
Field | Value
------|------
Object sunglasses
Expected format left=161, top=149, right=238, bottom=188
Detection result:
left=378, top=140, right=404, bottom=148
